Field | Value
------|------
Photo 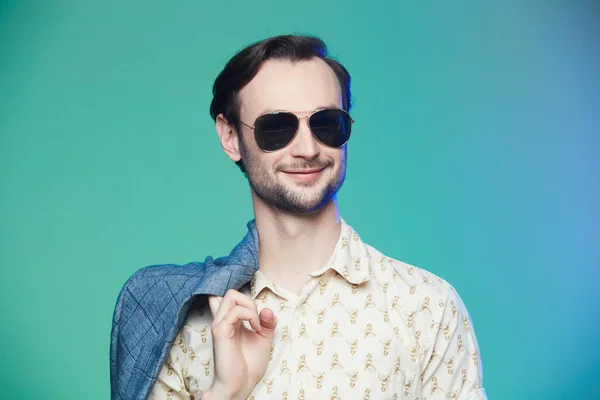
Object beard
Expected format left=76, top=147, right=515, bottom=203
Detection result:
left=238, top=137, right=347, bottom=214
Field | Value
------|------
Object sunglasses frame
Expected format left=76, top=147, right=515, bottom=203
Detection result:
left=238, top=108, right=355, bottom=153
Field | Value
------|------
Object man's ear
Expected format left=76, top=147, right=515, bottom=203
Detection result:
left=216, top=114, right=242, bottom=162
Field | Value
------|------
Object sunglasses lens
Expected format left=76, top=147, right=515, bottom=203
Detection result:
left=309, top=109, right=352, bottom=148
left=253, top=113, right=299, bottom=151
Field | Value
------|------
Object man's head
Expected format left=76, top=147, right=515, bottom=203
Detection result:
left=210, top=35, right=352, bottom=214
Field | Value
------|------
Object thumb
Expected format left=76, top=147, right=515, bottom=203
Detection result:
left=258, top=307, right=277, bottom=338
left=207, top=295, right=223, bottom=317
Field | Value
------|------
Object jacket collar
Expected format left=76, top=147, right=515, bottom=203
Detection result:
left=193, top=219, right=261, bottom=296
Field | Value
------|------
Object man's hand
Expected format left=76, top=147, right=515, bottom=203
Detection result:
left=203, top=289, right=277, bottom=400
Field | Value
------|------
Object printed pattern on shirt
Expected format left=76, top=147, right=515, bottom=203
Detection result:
left=149, top=219, right=487, bottom=400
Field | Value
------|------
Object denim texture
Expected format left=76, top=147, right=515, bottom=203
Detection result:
left=110, top=220, right=260, bottom=399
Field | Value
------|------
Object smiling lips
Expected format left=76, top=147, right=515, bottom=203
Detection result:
left=282, top=168, right=325, bottom=181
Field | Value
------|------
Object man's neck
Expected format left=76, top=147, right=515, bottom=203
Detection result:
left=253, top=199, right=341, bottom=296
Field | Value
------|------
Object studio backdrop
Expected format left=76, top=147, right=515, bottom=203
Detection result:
left=1, top=1, right=598, bottom=399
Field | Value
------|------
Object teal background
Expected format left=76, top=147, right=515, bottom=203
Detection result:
left=1, top=1, right=598, bottom=399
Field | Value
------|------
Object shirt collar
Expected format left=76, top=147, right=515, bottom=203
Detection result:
left=310, top=218, right=371, bottom=285
left=249, top=218, right=371, bottom=299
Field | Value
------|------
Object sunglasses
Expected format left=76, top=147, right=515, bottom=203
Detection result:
left=239, top=108, right=354, bottom=152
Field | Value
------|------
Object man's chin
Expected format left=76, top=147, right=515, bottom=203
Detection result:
left=284, top=189, right=337, bottom=213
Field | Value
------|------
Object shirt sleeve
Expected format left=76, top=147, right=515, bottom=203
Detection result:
left=147, top=334, right=191, bottom=400
left=420, top=285, right=487, bottom=400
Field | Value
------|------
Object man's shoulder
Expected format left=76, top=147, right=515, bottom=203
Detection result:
left=115, top=262, right=203, bottom=305
left=113, top=254, right=250, bottom=322
left=366, top=244, right=458, bottom=302
left=112, top=261, right=209, bottom=325
left=123, top=261, right=207, bottom=292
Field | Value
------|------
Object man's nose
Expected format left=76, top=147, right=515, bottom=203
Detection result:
left=288, top=116, right=319, bottom=158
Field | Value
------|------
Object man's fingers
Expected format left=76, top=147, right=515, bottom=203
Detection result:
left=257, top=307, right=277, bottom=338
left=213, top=305, right=261, bottom=335
left=212, top=289, right=258, bottom=326
left=207, top=295, right=223, bottom=317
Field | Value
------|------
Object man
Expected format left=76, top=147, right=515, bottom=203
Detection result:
left=110, top=35, right=487, bottom=400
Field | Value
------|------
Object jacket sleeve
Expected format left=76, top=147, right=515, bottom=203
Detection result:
left=109, top=266, right=187, bottom=400
left=110, top=269, right=143, bottom=399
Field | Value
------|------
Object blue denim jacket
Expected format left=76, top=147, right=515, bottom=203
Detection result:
left=110, top=220, right=260, bottom=400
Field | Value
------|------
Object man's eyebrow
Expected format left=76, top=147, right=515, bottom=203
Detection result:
left=260, top=104, right=340, bottom=114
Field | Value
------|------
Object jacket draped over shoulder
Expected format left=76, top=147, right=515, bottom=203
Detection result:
left=109, top=221, right=260, bottom=400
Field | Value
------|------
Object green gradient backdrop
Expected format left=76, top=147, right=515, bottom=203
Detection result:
left=1, top=1, right=599, bottom=399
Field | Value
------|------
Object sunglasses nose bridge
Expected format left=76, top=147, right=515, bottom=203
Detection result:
left=297, top=114, right=310, bottom=126
left=288, top=114, right=319, bottom=156
left=296, top=114, right=317, bottom=139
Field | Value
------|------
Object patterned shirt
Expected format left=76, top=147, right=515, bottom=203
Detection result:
left=149, top=219, right=487, bottom=399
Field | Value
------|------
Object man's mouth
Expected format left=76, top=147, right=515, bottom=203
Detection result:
left=281, top=168, right=326, bottom=181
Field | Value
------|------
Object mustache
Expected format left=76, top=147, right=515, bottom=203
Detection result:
left=276, top=159, right=334, bottom=172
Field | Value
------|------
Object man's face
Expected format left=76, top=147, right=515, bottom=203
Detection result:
left=236, top=58, right=347, bottom=214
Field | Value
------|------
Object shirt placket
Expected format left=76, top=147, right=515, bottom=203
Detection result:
left=281, top=276, right=321, bottom=398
